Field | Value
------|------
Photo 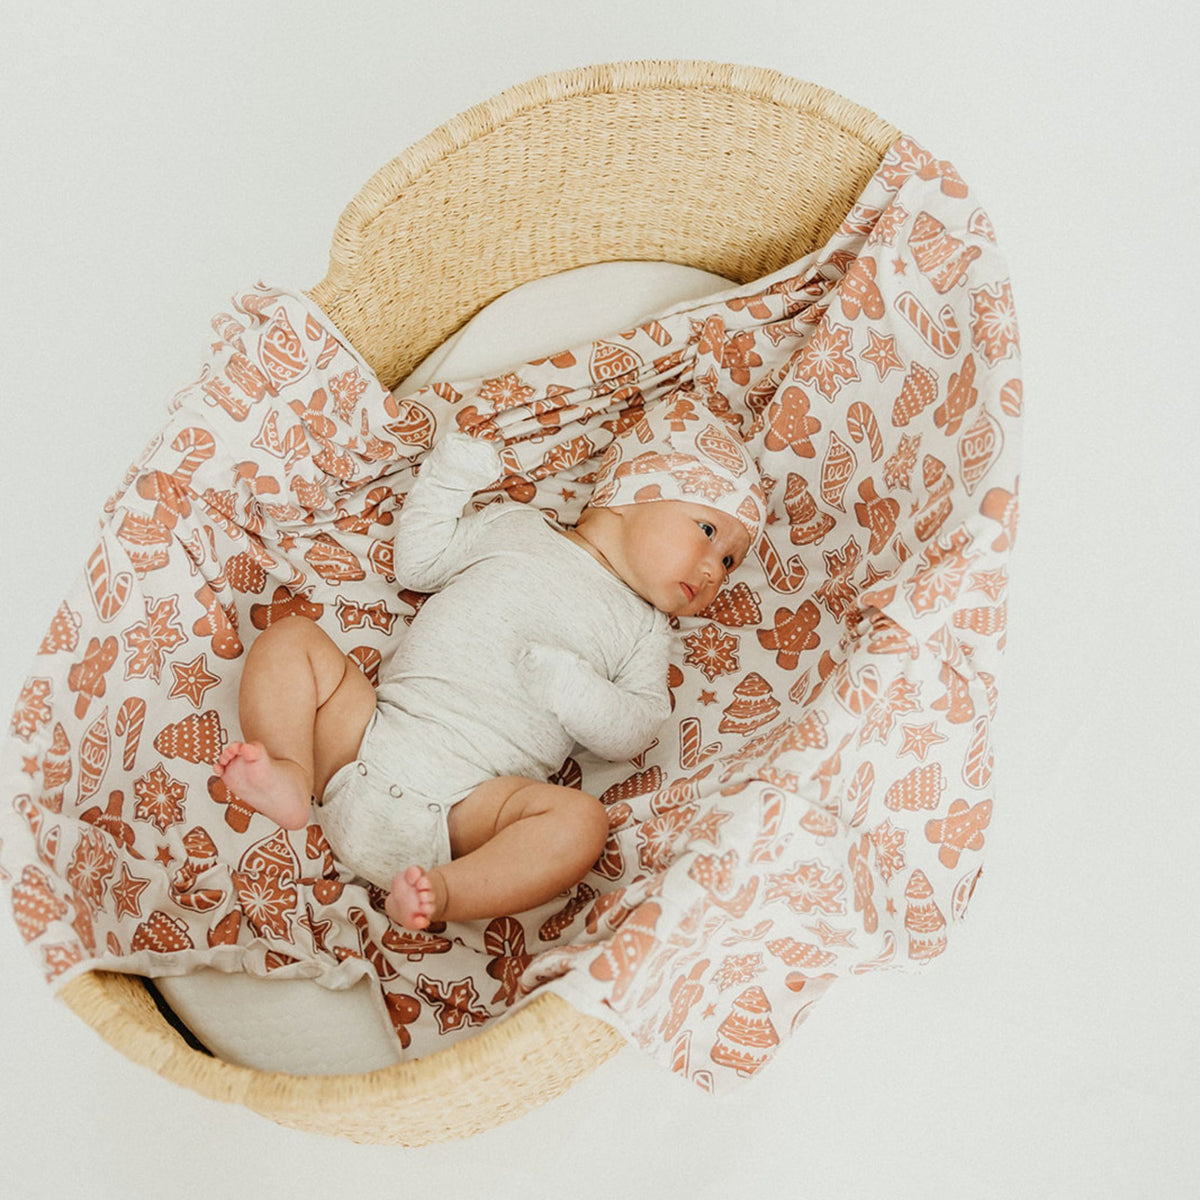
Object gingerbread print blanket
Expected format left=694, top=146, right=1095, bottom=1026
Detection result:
left=1, top=136, right=1020, bottom=1092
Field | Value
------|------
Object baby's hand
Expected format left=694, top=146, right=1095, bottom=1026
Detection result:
left=438, top=427, right=502, bottom=466
left=422, top=427, right=503, bottom=488
left=516, top=643, right=590, bottom=700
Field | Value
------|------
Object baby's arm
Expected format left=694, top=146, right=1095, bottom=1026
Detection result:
left=392, top=431, right=503, bottom=591
left=518, top=627, right=671, bottom=761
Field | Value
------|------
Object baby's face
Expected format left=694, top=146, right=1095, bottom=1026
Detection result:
left=608, top=500, right=752, bottom=618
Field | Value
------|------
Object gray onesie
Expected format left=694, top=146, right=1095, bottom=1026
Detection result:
left=316, top=431, right=672, bottom=889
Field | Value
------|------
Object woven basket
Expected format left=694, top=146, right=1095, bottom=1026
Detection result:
left=58, top=59, right=899, bottom=1146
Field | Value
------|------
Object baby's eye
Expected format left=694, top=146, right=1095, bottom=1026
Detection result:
left=699, top=520, right=736, bottom=574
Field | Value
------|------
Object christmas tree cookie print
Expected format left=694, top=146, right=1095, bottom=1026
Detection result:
left=153, top=711, right=228, bottom=764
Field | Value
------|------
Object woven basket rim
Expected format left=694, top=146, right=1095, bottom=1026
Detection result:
left=321, top=58, right=899, bottom=295
left=60, top=970, right=624, bottom=1144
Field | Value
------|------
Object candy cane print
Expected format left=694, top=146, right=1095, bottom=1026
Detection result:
left=641, top=318, right=671, bottom=347
left=85, top=539, right=133, bottom=622
left=115, top=696, right=147, bottom=771
left=348, top=908, right=400, bottom=981
left=756, top=533, right=808, bottom=594
left=749, top=789, right=787, bottom=864
left=678, top=716, right=721, bottom=770
left=999, top=379, right=1023, bottom=417
left=171, top=426, right=216, bottom=487
left=895, top=291, right=961, bottom=358
left=430, top=380, right=462, bottom=407
left=846, top=761, right=876, bottom=828
left=962, top=714, right=994, bottom=789
left=832, top=659, right=883, bottom=717
left=846, top=401, right=884, bottom=461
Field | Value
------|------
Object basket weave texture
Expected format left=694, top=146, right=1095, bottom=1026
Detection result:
left=309, top=58, right=897, bottom=389
left=59, top=58, right=896, bottom=1146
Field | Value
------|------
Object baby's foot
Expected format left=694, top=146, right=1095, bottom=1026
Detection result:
left=214, top=741, right=311, bottom=830
left=386, top=865, right=443, bottom=930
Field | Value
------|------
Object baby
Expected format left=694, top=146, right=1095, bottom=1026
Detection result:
left=215, top=392, right=766, bottom=930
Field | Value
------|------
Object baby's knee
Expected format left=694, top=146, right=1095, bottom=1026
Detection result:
left=250, top=614, right=332, bottom=664
left=574, top=791, right=610, bottom=863
left=265, top=613, right=320, bottom=642
left=250, top=613, right=307, bottom=652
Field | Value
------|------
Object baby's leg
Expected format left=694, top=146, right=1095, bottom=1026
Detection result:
left=215, top=616, right=375, bottom=829
left=385, top=776, right=609, bottom=929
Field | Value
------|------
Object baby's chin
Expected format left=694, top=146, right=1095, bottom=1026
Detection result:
left=642, top=590, right=684, bottom=618
left=655, top=587, right=705, bottom=619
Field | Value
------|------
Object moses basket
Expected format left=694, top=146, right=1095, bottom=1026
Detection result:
left=12, top=59, right=1018, bottom=1144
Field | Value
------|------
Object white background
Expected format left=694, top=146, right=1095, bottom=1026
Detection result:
left=2, top=2, right=1197, bottom=1197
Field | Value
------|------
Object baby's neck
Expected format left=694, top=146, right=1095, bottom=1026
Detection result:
left=557, top=524, right=621, bottom=579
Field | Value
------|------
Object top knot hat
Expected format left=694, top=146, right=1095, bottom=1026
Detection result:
left=588, top=390, right=767, bottom=545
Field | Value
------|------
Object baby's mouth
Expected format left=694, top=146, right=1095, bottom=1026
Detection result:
left=680, top=583, right=695, bottom=602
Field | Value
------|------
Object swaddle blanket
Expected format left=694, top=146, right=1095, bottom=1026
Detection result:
left=2, top=136, right=1020, bottom=1092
